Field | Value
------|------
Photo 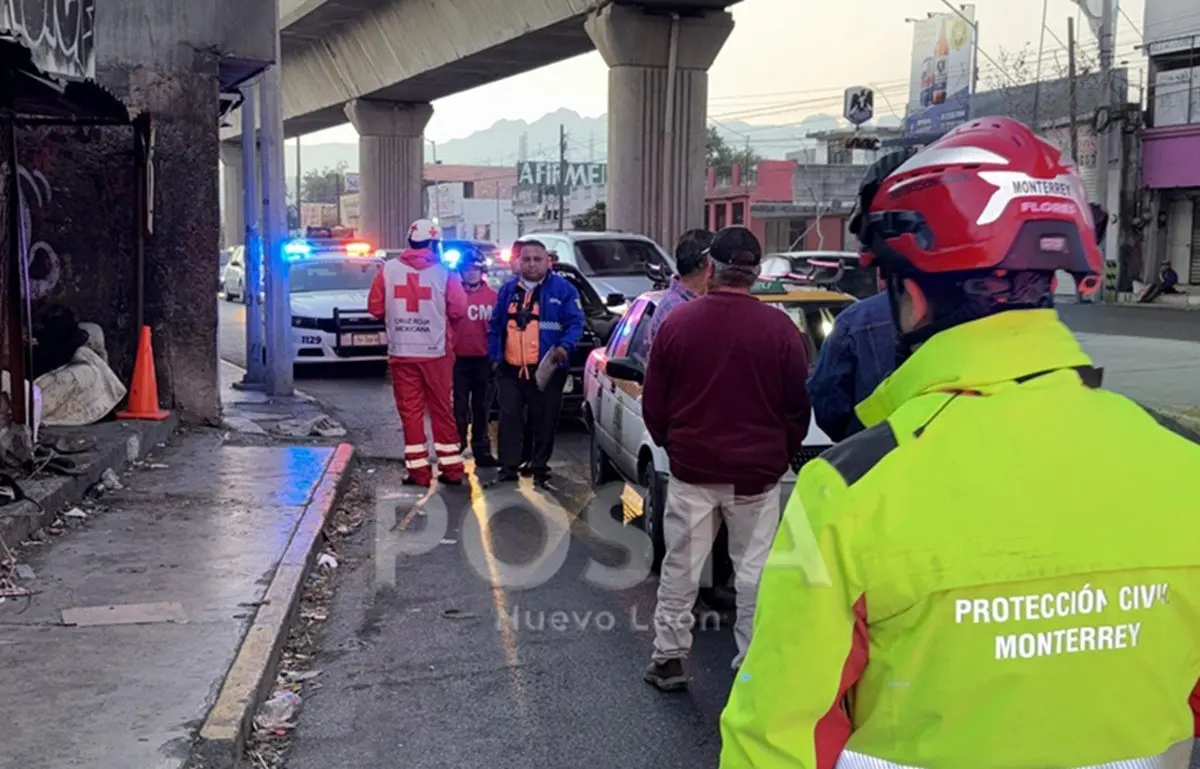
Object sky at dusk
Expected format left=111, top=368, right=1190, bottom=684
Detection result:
left=302, top=0, right=1149, bottom=146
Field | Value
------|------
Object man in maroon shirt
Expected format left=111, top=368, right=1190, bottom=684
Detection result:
left=641, top=226, right=811, bottom=691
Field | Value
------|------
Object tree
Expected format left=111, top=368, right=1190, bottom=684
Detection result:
left=979, top=43, right=1095, bottom=127
left=706, top=126, right=761, bottom=168
left=572, top=202, right=605, bottom=231
left=301, top=162, right=349, bottom=204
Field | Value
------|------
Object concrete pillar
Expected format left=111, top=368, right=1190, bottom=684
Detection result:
left=344, top=100, right=433, bottom=248
left=586, top=6, right=733, bottom=249
left=220, top=142, right=244, bottom=248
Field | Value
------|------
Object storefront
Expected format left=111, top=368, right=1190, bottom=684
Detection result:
left=1143, top=124, right=1200, bottom=286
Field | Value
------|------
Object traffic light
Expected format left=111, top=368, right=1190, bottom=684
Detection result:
left=843, top=136, right=881, bottom=150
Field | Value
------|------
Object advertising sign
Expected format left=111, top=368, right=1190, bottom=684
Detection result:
left=843, top=87, right=874, bottom=125
left=904, top=7, right=977, bottom=137
left=516, top=161, right=607, bottom=189
left=343, top=172, right=360, bottom=194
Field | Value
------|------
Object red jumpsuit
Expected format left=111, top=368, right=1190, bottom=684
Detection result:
left=369, top=247, right=468, bottom=485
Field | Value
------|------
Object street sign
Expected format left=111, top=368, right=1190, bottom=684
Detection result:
left=844, top=87, right=875, bottom=126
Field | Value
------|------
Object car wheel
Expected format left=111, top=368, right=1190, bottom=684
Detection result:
left=589, top=430, right=617, bottom=486
left=641, top=461, right=666, bottom=575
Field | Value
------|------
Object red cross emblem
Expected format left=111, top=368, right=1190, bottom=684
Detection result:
left=393, top=273, right=432, bottom=313
left=410, top=223, right=439, bottom=239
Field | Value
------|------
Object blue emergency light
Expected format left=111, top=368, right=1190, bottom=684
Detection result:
left=442, top=248, right=462, bottom=269
left=284, top=240, right=312, bottom=259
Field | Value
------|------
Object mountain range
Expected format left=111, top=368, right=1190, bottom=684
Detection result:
left=285, top=108, right=903, bottom=178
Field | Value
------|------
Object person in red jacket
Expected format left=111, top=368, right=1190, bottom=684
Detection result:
left=368, top=219, right=468, bottom=487
left=452, top=249, right=499, bottom=467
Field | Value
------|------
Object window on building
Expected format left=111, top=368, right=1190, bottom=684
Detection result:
left=704, top=205, right=711, bottom=230
left=715, top=203, right=728, bottom=230
left=732, top=202, right=745, bottom=225
left=787, top=217, right=808, bottom=249
left=462, top=181, right=475, bottom=199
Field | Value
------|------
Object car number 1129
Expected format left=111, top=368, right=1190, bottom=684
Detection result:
left=300, top=335, right=321, bottom=345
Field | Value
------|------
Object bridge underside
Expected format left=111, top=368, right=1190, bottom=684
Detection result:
left=222, top=0, right=739, bottom=139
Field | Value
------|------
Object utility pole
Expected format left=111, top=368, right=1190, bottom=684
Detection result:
left=1094, top=0, right=1117, bottom=302
left=294, top=135, right=302, bottom=222
left=240, top=84, right=265, bottom=388
left=1032, top=0, right=1049, bottom=128
left=1067, top=17, right=1079, bottom=166
left=260, top=23, right=293, bottom=396
left=557, top=124, right=567, bottom=231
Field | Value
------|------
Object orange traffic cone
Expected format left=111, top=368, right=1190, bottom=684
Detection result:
left=117, top=326, right=170, bottom=421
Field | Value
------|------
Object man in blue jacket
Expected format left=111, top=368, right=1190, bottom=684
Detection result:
left=487, top=239, right=585, bottom=489
left=805, top=287, right=897, bottom=442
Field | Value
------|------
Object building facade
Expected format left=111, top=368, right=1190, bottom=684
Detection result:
left=704, top=160, right=794, bottom=250
left=1141, top=0, right=1200, bottom=290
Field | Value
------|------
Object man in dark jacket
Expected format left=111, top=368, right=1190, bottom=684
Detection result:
left=486, top=239, right=585, bottom=489
left=806, top=286, right=897, bottom=442
left=641, top=226, right=811, bottom=691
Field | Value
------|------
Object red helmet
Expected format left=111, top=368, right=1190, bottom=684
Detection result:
left=857, top=117, right=1102, bottom=295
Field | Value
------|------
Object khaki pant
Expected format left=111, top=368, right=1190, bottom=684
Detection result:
left=651, top=477, right=781, bottom=668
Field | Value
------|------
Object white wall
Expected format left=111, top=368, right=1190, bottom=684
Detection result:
left=426, top=182, right=519, bottom=242
left=1145, top=0, right=1200, bottom=53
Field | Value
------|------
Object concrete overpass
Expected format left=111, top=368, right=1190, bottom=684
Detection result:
left=222, top=0, right=742, bottom=250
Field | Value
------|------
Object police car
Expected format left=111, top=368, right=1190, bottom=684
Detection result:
left=582, top=274, right=855, bottom=572
left=283, top=238, right=387, bottom=365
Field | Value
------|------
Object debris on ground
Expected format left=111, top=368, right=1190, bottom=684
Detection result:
left=242, top=465, right=371, bottom=768
left=63, top=507, right=87, bottom=520
left=254, top=690, right=301, bottom=732
left=272, top=415, right=346, bottom=439
left=100, top=468, right=124, bottom=489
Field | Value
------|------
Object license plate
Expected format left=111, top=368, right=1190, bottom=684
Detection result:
left=563, top=376, right=575, bottom=394
left=341, top=332, right=384, bottom=346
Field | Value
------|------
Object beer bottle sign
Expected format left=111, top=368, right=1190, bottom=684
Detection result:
left=932, top=21, right=949, bottom=105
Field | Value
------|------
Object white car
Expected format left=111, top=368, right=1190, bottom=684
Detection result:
left=582, top=279, right=856, bottom=572
left=285, top=244, right=387, bottom=366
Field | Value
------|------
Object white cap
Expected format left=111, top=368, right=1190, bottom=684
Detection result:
left=408, top=218, right=442, bottom=243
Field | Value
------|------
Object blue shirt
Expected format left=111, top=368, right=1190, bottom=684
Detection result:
left=647, top=277, right=698, bottom=350
left=806, top=292, right=897, bottom=442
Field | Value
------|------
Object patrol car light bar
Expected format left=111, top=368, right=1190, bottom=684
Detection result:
left=442, top=248, right=462, bottom=269
left=345, top=241, right=372, bottom=256
left=284, top=240, right=312, bottom=259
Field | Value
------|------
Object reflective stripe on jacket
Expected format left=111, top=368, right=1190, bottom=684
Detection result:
left=720, top=309, right=1200, bottom=769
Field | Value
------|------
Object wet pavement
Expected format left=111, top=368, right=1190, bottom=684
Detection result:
left=215, top=298, right=1200, bottom=769
left=0, top=434, right=338, bottom=769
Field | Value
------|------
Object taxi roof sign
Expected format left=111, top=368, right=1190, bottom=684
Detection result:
left=750, top=278, right=788, bottom=295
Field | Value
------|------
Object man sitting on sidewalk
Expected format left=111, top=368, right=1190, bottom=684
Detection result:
left=1139, top=261, right=1182, bottom=304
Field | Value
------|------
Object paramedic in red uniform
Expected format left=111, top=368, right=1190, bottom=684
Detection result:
left=368, top=219, right=468, bottom=487
left=453, top=248, right=499, bottom=467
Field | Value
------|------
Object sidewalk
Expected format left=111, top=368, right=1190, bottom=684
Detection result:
left=0, top=366, right=356, bottom=769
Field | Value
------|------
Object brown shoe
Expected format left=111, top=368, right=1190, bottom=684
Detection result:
left=644, top=659, right=687, bottom=692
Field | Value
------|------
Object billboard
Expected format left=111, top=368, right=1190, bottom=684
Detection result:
left=516, top=161, right=607, bottom=189
left=904, top=7, right=977, bottom=137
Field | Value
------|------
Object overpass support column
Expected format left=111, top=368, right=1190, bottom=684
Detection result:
left=586, top=5, right=733, bottom=247
left=220, top=142, right=245, bottom=248
left=345, top=100, right=433, bottom=248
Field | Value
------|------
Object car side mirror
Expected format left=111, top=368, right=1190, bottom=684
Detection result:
left=605, top=357, right=644, bottom=384
left=605, top=292, right=626, bottom=308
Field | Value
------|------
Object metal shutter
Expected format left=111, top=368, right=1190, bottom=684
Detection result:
left=1191, top=198, right=1200, bottom=285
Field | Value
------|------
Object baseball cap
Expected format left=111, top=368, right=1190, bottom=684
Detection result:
left=707, top=226, right=762, bottom=267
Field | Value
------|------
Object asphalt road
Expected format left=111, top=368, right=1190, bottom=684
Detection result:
left=216, top=298, right=1200, bottom=768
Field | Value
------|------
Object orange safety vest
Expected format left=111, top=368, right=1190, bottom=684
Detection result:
left=504, top=285, right=541, bottom=372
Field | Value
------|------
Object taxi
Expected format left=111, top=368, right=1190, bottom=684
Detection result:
left=581, top=275, right=854, bottom=571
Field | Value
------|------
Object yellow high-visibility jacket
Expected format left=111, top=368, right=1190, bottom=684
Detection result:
left=720, top=309, right=1200, bottom=769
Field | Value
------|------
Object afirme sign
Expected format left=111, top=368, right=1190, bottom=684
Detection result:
left=517, top=161, right=607, bottom=189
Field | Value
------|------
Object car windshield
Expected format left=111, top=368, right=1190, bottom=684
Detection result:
left=769, top=301, right=852, bottom=352
left=573, top=238, right=668, bottom=277
left=289, top=259, right=381, bottom=293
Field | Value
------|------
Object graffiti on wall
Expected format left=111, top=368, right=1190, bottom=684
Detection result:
left=17, top=165, right=62, bottom=300
left=0, top=0, right=96, bottom=81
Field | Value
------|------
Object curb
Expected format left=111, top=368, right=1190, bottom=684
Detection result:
left=191, top=442, right=356, bottom=769
left=0, top=415, right=181, bottom=548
